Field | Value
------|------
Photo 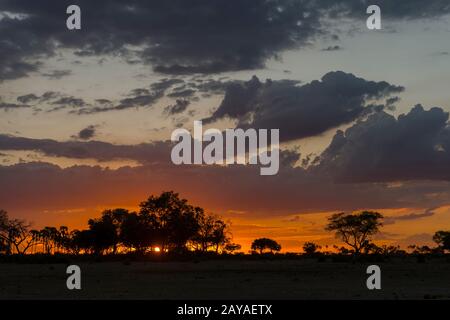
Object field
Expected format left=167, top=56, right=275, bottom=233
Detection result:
left=1, top=258, right=449, bottom=299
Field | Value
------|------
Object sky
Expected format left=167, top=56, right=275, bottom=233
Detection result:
left=1, top=0, right=450, bottom=251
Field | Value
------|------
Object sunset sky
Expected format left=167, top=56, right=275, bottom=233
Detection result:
left=1, top=0, right=450, bottom=251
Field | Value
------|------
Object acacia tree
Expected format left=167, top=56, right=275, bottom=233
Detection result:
left=326, top=211, right=383, bottom=255
left=433, top=230, right=450, bottom=252
left=251, top=238, right=281, bottom=254
left=0, top=210, right=39, bottom=255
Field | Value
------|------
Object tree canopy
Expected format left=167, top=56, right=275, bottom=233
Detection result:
left=326, top=211, right=383, bottom=255
left=251, top=238, right=281, bottom=254
left=433, top=231, right=450, bottom=252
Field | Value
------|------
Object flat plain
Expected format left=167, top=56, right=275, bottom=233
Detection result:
left=1, top=259, right=449, bottom=299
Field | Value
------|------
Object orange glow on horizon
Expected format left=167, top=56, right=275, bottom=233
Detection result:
left=12, top=204, right=450, bottom=253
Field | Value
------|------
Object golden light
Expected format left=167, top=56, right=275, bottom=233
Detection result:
left=154, top=247, right=161, bottom=253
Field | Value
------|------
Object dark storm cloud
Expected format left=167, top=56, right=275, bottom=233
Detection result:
left=2, top=118, right=450, bottom=216
left=40, top=91, right=60, bottom=102
left=16, top=91, right=60, bottom=105
left=128, top=88, right=150, bottom=96
left=317, top=105, right=450, bottom=182
left=0, top=0, right=320, bottom=79
left=13, top=91, right=86, bottom=112
left=384, top=208, right=436, bottom=225
left=73, top=125, right=97, bottom=141
left=3, top=0, right=447, bottom=81
left=41, top=69, right=72, bottom=80
left=167, top=89, right=196, bottom=99
left=0, top=102, right=30, bottom=110
left=95, top=99, right=112, bottom=105
left=76, top=77, right=210, bottom=115
left=1, top=95, right=30, bottom=110
left=2, top=158, right=450, bottom=218
left=51, top=96, right=86, bottom=108
left=164, top=99, right=190, bottom=115
left=204, top=71, right=404, bottom=142
left=75, top=78, right=181, bottom=114
left=116, top=91, right=163, bottom=110
left=11, top=78, right=194, bottom=115
left=323, top=0, right=450, bottom=20
left=16, top=93, right=38, bottom=104
left=386, top=96, right=400, bottom=108
left=321, top=45, right=342, bottom=51
left=0, top=134, right=172, bottom=164
left=149, top=79, right=185, bottom=92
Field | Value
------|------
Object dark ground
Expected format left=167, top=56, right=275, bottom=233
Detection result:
left=1, top=258, right=449, bottom=299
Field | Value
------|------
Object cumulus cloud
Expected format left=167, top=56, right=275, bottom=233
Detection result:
left=0, top=0, right=320, bottom=79
left=1, top=0, right=448, bottom=80
left=73, top=125, right=97, bottom=141
left=1, top=158, right=450, bottom=220
left=2, top=117, right=450, bottom=219
left=317, top=104, right=450, bottom=182
left=204, top=71, right=404, bottom=141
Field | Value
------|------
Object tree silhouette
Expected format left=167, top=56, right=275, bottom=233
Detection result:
left=100, top=209, right=128, bottom=253
left=39, top=227, right=59, bottom=254
left=70, top=229, right=94, bottom=254
left=139, top=191, right=201, bottom=252
left=251, top=238, right=281, bottom=254
left=0, top=237, right=7, bottom=254
left=326, top=211, right=383, bottom=255
left=0, top=201, right=447, bottom=258
left=433, top=230, right=450, bottom=252
left=120, top=211, right=157, bottom=253
left=194, top=211, right=230, bottom=252
left=88, top=215, right=119, bottom=255
left=302, top=242, right=321, bottom=255
left=56, top=226, right=70, bottom=253
left=0, top=210, right=11, bottom=254
left=0, top=210, right=36, bottom=254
